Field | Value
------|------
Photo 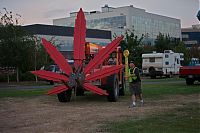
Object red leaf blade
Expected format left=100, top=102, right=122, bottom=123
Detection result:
left=74, top=8, right=86, bottom=68
left=84, top=36, right=123, bottom=74
left=85, top=65, right=123, bottom=81
left=83, top=83, right=108, bottom=95
left=42, top=38, right=72, bottom=76
left=31, top=70, right=68, bottom=82
left=47, top=85, right=69, bottom=95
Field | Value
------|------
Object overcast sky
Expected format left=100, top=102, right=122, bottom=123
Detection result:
left=0, top=0, right=199, bottom=28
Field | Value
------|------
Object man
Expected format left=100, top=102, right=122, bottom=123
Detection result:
left=128, top=61, right=143, bottom=107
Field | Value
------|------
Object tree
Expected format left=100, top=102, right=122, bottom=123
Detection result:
left=34, top=36, right=59, bottom=70
left=154, top=33, right=171, bottom=52
left=173, top=41, right=191, bottom=65
left=0, top=8, right=35, bottom=82
left=190, top=44, right=200, bottom=59
left=120, top=29, right=144, bottom=68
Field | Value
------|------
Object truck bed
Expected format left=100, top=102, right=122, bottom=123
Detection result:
left=179, top=66, right=200, bottom=75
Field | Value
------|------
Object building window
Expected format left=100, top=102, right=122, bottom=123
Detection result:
left=86, top=15, right=126, bottom=29
left=149, top=57, right=155, bottom=62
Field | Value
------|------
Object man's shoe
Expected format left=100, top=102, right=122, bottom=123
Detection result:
left=129, top=104, right=136, bottom=108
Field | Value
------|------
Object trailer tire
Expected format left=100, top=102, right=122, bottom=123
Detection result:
left=186, top=78, right=194, bottom=85
left=149, top=67, right=156, bottom=79
left=106, top=74, right=119, bottom=102
left=57, top=89, right=72, bottom=102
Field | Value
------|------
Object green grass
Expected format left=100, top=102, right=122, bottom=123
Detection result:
left=0, top=81, right=49, bottom=86
left=103, top=79, right=200, bottom=133
left=0, top=88, right=49, bottom=98
left=141, top=77, right=184, bottom=82
left=104, top=102, right=200, bottom=133
left=142, top=82, right=200, bottom=99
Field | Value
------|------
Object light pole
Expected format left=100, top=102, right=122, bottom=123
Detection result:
left=33, top=36, right=38, bottom=83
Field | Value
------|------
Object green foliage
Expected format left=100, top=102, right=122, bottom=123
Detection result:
left=0, top=8, right=35, bottom=81
left=155, top=33, right=191, bottom=65
left=173, top=41, right=191, bottom=65
left=155, top=33, right=174, bottom=52
left=120, top=29, right=144, bottom=68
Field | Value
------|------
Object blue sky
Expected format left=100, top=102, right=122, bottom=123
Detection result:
left=0, top=0, right=199, bottom=27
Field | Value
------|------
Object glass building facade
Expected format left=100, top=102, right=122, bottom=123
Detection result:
left=53, top=5, right=181, bottom=45
left=64, top=15, right=126, bottom=30
left=132, top=16, right=180, bottom=38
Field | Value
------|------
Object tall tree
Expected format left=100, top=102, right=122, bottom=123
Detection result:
left=154, top=33, right=171, bottom=52
left=0, top=8, right=35, bottom=82
left=173, top=41, right=191, bottom=65
left=120, top=29, right=144, bottom=68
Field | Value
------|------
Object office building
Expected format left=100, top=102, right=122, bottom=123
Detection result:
left=182, top=24, right=200, bottom=48
left=53, top=5, right=181, bottom=44
left=23, top=24, right=111, bottom=59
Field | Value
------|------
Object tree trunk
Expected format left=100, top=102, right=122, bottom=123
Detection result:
left=16, top=67, right=19, bottom=82
left=7, top=73, right=10, bottom=84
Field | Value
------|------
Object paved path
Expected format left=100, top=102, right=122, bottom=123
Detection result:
left=0, top=80, right=186, bottom=90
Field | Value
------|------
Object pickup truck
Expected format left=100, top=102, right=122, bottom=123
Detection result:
left=179, top=65, right=200, bottom=85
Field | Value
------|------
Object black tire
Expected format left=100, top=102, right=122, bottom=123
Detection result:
left=106, top=74, right=119, bottom=102
left=119, top=72, right=125, bottom=96
left=57, top=89, right=72, bottom=102
left=166, top=72, right=172, bottom=78
left=149, top=67, right=156, bottom=79
left=186, top=78, right=194, bottom=85
left=76, top=87, right=85, bottom=96
left=49, top=81, right=54, bottom=85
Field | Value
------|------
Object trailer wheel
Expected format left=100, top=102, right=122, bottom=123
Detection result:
left=106, top=74, right=119, bottom=102
left=149, top=67, right=156, bottom=79
left=57, top=89, right=72, bottom=102
left=119, top=72, right=125, bottom=96
left=186, top=78, right=194, bottom=85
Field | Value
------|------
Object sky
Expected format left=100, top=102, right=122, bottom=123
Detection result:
left=0, top=0, right=199, bottom=28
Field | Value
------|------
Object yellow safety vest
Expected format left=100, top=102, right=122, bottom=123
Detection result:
left=129, top=67, right=137, bottom=82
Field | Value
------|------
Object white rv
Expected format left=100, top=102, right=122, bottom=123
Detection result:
left=142, top=50, right=184, bottom=78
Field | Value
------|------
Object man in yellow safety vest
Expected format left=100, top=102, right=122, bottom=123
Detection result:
left=128, top=61, right=143, bottom=107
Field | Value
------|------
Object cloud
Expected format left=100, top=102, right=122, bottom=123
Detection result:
left=44, top=9, right=67, bottom=18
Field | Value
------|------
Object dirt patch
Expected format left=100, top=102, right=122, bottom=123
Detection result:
left=0, top=94, right=199, bottom=133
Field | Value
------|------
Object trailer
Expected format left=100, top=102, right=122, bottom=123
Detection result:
left=142, top=50, right=184, bottom=78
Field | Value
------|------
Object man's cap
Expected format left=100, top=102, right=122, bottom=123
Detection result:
left=129, top=61, right=134, bottom=64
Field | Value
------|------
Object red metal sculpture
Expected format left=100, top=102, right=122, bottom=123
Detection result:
left=31, top=8, right=124, bottom=100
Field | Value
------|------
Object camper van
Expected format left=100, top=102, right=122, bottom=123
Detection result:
left=142, top=50, right=184, bottom=78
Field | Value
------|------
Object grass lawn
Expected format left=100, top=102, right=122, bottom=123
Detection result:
left=0, top=88, right=50, bottom=98
left=142, top=82, right=200, bottom=99
left=106, top=79, right=200, bottom=133
left=105, top=102, right=200, bottom=133
left=0, top=78, right=199, bottom=132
